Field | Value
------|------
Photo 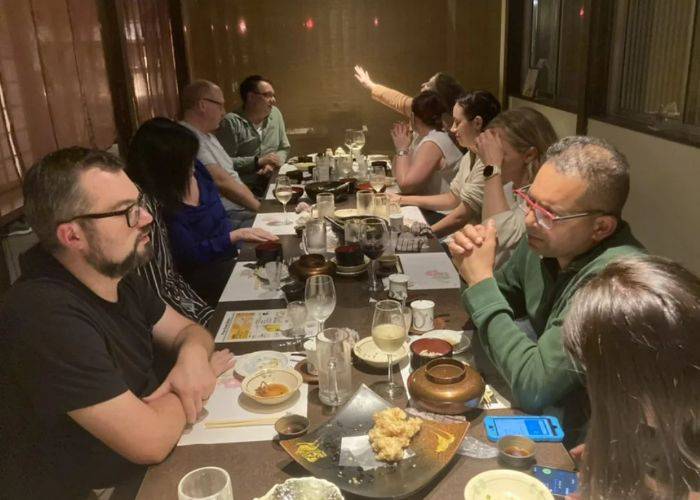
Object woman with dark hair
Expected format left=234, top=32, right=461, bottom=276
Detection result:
left=354, top=65, right=464, bottom=129
left=390, top=90, right=501, bottom=236
left=390, top=90, right=463, bottom=195
left=127, top=117, right=277, bottom=306
left=563, top=255, right=699, bottom=500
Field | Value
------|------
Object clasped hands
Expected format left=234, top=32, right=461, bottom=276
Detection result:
left=448, top=219, right=498, bottom=287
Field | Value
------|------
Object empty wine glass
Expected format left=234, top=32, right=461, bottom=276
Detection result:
left=371, top=299, right=407, bottom=399
left=344, top=129, right=356, bottom=154
left=369, top=165, right=386, bottom=193
left=304, top=274, right=336, bottom=333
left=352, top=129, right=366, bottom=155
left=359, top=217, right=389, bottom=292
left=275, top=175, right=293, bottom=224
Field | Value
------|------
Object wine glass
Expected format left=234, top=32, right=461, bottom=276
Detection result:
left=304, top=274, right=336, bottom=333
left=369, top=165, right=386, bottom=193
left=352, top=129, right=366, bottom=155
left=344, top=129, right=356, bottom=154
left=359, top=217, right=389, bottom=292
left=274, top=175, right=293, bottom=224
left=371, top=299, right=407, bottom=399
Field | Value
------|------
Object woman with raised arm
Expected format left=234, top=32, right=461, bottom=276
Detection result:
left=563, top=255, right=699, bottom=500
left=390, top=91, right=463, bottom=196
left=390, top=90, right=500, bottom=236
left=354, top=65, right=464, bottom=129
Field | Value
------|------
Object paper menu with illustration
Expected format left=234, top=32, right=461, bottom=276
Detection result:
left=215, top=309, right=287, bottom=343
left=398, top=252, right=461, bottom=290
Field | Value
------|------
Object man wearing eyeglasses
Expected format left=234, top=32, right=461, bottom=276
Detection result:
left=215, top=74, right=291, bottom=196
left=0, top=148, right=233, bottom=498
left=449, top=136, right=644, bottom=444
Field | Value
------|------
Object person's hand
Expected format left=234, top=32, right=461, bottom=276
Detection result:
left=475, top=129, right=505, bottom=170
left=143, top=345, right=216, bottom=424
left=354, top=65, right=374, bottom=90
left=256, top=164, right=274, bottom=176
left=391, top=122, right=412, bottom=151
left=230, top=227, right=278, bottom=244
left=568, top=443, right=586, bottom=468
left=387, top=192, right=402, bottom=205
left=258, top=152, right=282, bottom=168
left=209, top=349, right=235, bottom=377
left=448, top=219, right=497, bottom=286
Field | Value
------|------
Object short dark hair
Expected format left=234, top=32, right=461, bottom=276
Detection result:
left=239, top=75, right=271, bottom=103
left=411, top=90, right=446, bottom=130
left=432, top=72, right=465, bottom=111
left=545, top=136, right=630, bottom=216
left=564, top=255, right=700, bottom=498
left=455, top=90, right=501, bottom=129
left=181, top=79, right=219, bottom=113
left=23, top=147, right=123, bottom=252
left=125, top=117, right=199, bottom=213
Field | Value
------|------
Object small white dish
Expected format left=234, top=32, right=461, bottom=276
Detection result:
left=241, top=367, right=303, bottom=406
left=330, top=256, right=370, bottom=275
left=235, top=351, right=289, bottom=378
left=463, top=469, right=554, bottom=500
left=353, top=337, right=409, bottom=368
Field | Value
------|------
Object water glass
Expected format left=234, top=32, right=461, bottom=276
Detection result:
left=316, top=192, right=335, bottom=219
left=264, top=261, right=283, bottom=291
left=316, top=328, right=352, bottom=406
left=305, top=274, right=336, bottom=332
left=285, top=301, right=307, bottom=348
left=371, top=299, right=407, bottom=399
left=304, top=219, right=327, bottom=254
left=373, top=193, right=389, bottom=218
left=336, top=156, right=353, bottom=178
left=314, top=157, right=331, bottom=182
left=356, top=189, right=374, bottom=215
left=178, top=467, right=233, bottom=500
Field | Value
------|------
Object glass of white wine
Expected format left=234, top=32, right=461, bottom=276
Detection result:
left=369, top=165, right=386, bottom=194
left=371, top=299, right=407, bottom=399
left=275, top=175, right=293, bottom=224
left=304, top=274, right=336, bottom=333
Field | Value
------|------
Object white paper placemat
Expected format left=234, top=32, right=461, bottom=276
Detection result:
left=218, top=261, right=285, bottom=302
left=215, top=308, right=288, bottom=343
left=178, top=365, right=308, bottom=446
left=252, top=212, right=301, bottom=235
left=400, top=205, right=427, bottom=225
left=398, top=252, right=461, bottom=289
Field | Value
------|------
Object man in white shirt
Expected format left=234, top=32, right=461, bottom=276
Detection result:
left=180, top=80, right=260, bottom=229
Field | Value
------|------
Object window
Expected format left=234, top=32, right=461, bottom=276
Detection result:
left=607, top=0, right=700, bottom=142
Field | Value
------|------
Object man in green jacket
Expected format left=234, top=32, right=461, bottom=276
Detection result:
left=216, top=75, right=291, bottom=196
left=449, top=136, right=645, bottom=444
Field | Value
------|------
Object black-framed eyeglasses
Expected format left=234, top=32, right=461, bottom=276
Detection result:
left=201, top=97, right=225, bottom=108
left=59, top=192, right=147, bottom=228
left=514, top=185, right=607, bottom=230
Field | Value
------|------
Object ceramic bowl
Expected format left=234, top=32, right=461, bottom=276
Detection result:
left=410, top=338, right=453, bottom=369
left=242, top=368, right=302, bottom=405
left=274, top=414, right=310, bottom=439
left=498, top=435, right=536, bottom=469
left=255, top=242, right=283, bottom=265
left=407, top=358, right=485, bottom=415
left=353, top=337, right=409, bottom=368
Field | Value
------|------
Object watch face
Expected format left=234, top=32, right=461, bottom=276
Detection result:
left=484, top=165, right=494, bottom=178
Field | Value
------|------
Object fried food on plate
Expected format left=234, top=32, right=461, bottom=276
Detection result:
left=368, top=407, right=422, bottom=462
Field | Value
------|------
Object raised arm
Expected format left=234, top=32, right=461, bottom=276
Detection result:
left=354, top=65, right=413, bottom=117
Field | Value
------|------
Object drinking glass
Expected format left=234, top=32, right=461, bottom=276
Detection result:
left=285, top=300, right=308, bottom=349
left=373, top=193, right=389, bottom=218
left=274, top=175, right=293, bottom=224
left=305, top=274, right=336, bottom=332
left=371, top=299, right=407, bottom=399
left=303, top=219, right=326, bottom=254
left=352, top=129, right=366, bottom=155
left=178, top=467, right=233, bottom=500
left=359, top=217, right=389, bottom=292
left=369, top=166, right=386, bottom=193
left=314, top=157, right=331, bottom=182
left=356, top=189, right=374, bottom=215
left=264, top=260, right=283, bottom=291
left=316, top=192, right=335, bottom=219
left=316, top=328, right=352, bottom=406
left=344, top=129, right=356, bottom=153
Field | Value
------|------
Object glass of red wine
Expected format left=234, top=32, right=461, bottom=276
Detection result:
left=359, top=217, right=389, bottom=292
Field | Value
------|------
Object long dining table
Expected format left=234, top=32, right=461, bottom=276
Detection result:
left=136, top=177, right=575, bottom=499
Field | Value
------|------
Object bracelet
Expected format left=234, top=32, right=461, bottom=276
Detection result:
left=396, top=149, right=409, bottom=156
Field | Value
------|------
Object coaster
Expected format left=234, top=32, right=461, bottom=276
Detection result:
left=294, top=359, right=318, bottom=384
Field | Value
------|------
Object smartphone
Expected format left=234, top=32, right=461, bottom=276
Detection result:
left=483, top=415, right=564, bottom=442
left=532, top=466, right=579, bottom=498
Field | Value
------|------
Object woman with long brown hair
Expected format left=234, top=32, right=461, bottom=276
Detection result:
left=563, top=255, right=700, bottom=499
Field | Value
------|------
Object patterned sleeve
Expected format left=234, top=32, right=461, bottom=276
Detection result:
left=135, top=196, right=214, bottom=326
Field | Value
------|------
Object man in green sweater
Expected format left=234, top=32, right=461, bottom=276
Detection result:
left=449, top=136, right=645, bottom=444
left=216, top=74, right=291, bottom=196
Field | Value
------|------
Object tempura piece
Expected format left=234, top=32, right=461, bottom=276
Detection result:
left=368, top=407, right=422, bottom=462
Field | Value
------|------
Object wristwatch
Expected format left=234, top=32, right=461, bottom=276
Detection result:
left=396, top=149, right=409, bottom=156
left=483, top=164, right=501, bottom=179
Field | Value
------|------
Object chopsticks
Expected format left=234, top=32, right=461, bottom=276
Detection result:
left=204, top=417, right=279, bottom=429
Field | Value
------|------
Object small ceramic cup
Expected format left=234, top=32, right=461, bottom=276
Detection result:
left=411, top=299, right=435, bottom=332
left=303, top=338, right=318, bottom=375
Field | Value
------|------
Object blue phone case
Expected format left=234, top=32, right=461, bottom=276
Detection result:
left=532, top=466, right=579, bottom=497
left=483, top=415, right=565, bottom=442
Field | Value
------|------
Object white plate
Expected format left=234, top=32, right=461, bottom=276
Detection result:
left=409, top=330, right=471, bottom=354
left=353, top=337, right=409, bottom=368
left=463, top=469, right=554, bottom=500
left=254, top=265, right=290, bottom=281
left=235, top=351, right=289, bottom=378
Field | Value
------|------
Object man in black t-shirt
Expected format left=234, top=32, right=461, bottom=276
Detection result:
left=0, top=148, right=233, bottom=498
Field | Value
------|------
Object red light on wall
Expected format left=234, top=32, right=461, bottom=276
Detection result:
left=373, top=17, right=380, bottom=27
left=237, top=18, right=247, bottom=35
left=579, top=7, right=585, bottom=17
left=304, top=17, right=314, bottom=30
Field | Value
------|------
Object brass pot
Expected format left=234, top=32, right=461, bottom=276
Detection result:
left=407, top=358, right=485, bottom=415
left=289, top=254, right=337, bottom=282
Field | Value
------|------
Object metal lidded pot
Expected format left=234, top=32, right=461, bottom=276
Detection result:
left=407, top=358, right=485, bottom=415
